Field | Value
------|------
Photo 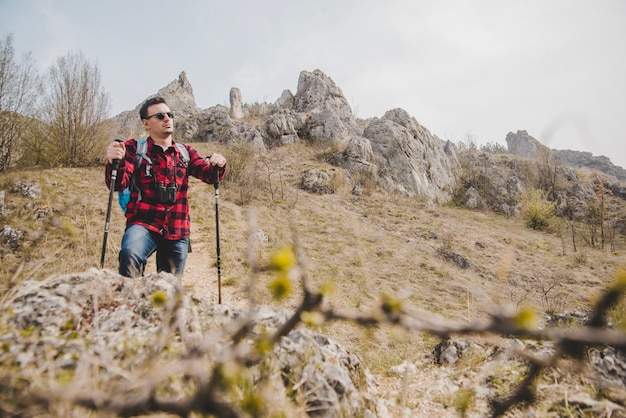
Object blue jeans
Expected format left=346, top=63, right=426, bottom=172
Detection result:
left=119, top=224, right=189, bottom=278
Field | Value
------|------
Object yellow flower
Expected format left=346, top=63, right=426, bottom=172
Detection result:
left=512, top=306, right=538, bottom=330
left=269, top=272, right=292, bottom=301
left=151, top=290, right=167, bottom=307
left=300, top=311, right=325, bottom=327
left=381, top=292, right=402, bottom=315
left=269, top=246, right=297, bottom=271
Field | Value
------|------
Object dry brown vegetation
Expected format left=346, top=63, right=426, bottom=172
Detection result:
left=1, top=140, right=626, bottom=417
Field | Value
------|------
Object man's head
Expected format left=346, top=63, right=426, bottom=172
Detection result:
left=139, top=97, right=168, bottom=120
left=140, top=97, right=174, bottom=139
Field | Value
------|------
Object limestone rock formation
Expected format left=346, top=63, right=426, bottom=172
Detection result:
left=506, top=130, right=626, bottom=181
left=229, top=87, right=244, bottom=119
left=333, top=109, right=461, bottom=202
left=111, top=71, right=198, bottom=139
left=0, top=270, right=379, bottom=417
left=505, top=130, right=549, bottom=159
left=293, top=69, right=358, bottom=145
left=109, top=68, right=464, bottom=203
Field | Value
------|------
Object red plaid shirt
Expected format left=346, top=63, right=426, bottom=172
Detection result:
left=105, top=138, right=225, bottom=240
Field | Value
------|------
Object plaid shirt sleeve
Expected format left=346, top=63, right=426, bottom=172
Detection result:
left=186, top=145, right=226, bottom=184
left=105, top=139, right=138, bottom=192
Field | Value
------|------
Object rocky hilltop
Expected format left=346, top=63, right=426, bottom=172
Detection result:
left=110, top=69, right=624, bottom=204
left=111, top=69, right=462, bottom=203
left=506, top=130, right=626, bottom=181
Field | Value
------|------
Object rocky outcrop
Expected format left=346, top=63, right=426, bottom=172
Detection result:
left=1, top=270, right=379, bottom=417
left=110, top=71, right=198, bottom=139
left=333, top=109, right=461, bottom=202
left=555, top=149, right=626, bottom=181
left=109, top=69, right=625, bottom=206
left=506, top=130, right=626, bottom=181
left=109, top=69, right=463, bottom=203
left=505, top=130, right=549, bottom=159
left=293, top=69, right=358, bottom=145
left=457, top=153, right=529, bottom=215
left=229, top=87, right=244, bottom=119
left=455, top=151, right=602, bottom=217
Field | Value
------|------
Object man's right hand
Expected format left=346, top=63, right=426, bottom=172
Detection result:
left=107, top=141, right=126, bottom=164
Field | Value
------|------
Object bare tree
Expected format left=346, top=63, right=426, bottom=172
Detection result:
left=38, top=51, right=111, bottom=167
left=535, top=147, right=560, bottom=201
left=592, top=175, right=615, bottom=250
left=0, top=34, right=40, bottom=171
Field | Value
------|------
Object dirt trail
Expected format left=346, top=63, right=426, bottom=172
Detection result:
left=181, top=199, right=246, bottom=308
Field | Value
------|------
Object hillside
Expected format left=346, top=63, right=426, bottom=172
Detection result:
left=1, top=141, right=626, bottom=417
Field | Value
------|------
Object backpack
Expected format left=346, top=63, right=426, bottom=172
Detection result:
left=118, top=139, right=190, bottom=212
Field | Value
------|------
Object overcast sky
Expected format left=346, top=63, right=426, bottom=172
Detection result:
left=2, top=0, right=625, bottom=168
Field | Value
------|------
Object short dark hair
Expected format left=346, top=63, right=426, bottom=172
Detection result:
left=139, top=97, right=167, bottom=120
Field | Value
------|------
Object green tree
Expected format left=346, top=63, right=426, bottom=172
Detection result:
left=0, top=34, right=40, bottom=171
left=37, top=51, right=111, bottom=167
left=479, top=141, right=507, bottom=154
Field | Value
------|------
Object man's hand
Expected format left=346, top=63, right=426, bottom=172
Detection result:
left=107, top=141, right=126, bottom=164
left=206, top=153, right=227, bottom=168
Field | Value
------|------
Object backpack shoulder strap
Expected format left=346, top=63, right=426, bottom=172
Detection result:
left=135, top=139, right=150, bottom=163
left=132, top=139, right=150, bottom=202
left=136, top=139, right=147, bottom=152
left=174, top=142, right=190, bottom=162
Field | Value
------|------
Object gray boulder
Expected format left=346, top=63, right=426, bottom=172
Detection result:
left=301, top=168, right=333, bottom=194
left=1, top=269, right=378, bottom=417
left=343, top=109, right=461, bottom=202
left=111, top=71, right=199, bottom=139
left=293, top=69, right=358, bottom=146
left=506, top=130, right=626, bottom=181
left=229, top=87, right=244, bottom=119
left=506, top=130, right=548, bottom=159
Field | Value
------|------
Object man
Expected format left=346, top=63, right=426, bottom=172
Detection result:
left=105, top=97, right=226, bottom=277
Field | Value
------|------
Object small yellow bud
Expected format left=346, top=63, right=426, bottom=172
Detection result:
left=381, top=292, right=402, bottom=315
left=300, top=311, right=325, bottom=327
left=151, top=290, right=167, bottom=307
left=269, top=246, right=297, bottom=271
left=269, top=272, right=292, bottom=301
left=255, top=336, right=273, bottom=354
left=512, top=306, right=538, bottom=330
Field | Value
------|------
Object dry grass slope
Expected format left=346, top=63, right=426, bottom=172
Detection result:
left=1, top=140, right=626, bottom=416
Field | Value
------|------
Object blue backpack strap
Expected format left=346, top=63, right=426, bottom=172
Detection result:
left=118, top=139, right=149, bottom=212
left=134, top=139, right=150, bottom=202
left=174, top=142, right=189, bottom=162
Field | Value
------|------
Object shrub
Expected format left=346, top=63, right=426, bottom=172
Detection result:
left=521, top=189, right=557, bottom=230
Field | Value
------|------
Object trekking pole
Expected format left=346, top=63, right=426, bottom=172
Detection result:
left=213, top=166, right=222, bottom=304
left=100, top=140, right=122, bottom=268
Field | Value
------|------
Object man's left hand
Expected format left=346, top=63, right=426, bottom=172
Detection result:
left=206, top=153, right=227, bottom=168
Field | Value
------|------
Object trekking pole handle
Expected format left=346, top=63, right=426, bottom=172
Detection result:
left=205, top=153, right=221, bottom=187
left=111, top=139, right=124, bottom=169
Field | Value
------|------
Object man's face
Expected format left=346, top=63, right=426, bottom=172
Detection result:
left=142, top=103, right=174, bottom=137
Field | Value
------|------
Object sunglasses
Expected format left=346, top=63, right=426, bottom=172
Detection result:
left=145, top=111, right=174, bottom=120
